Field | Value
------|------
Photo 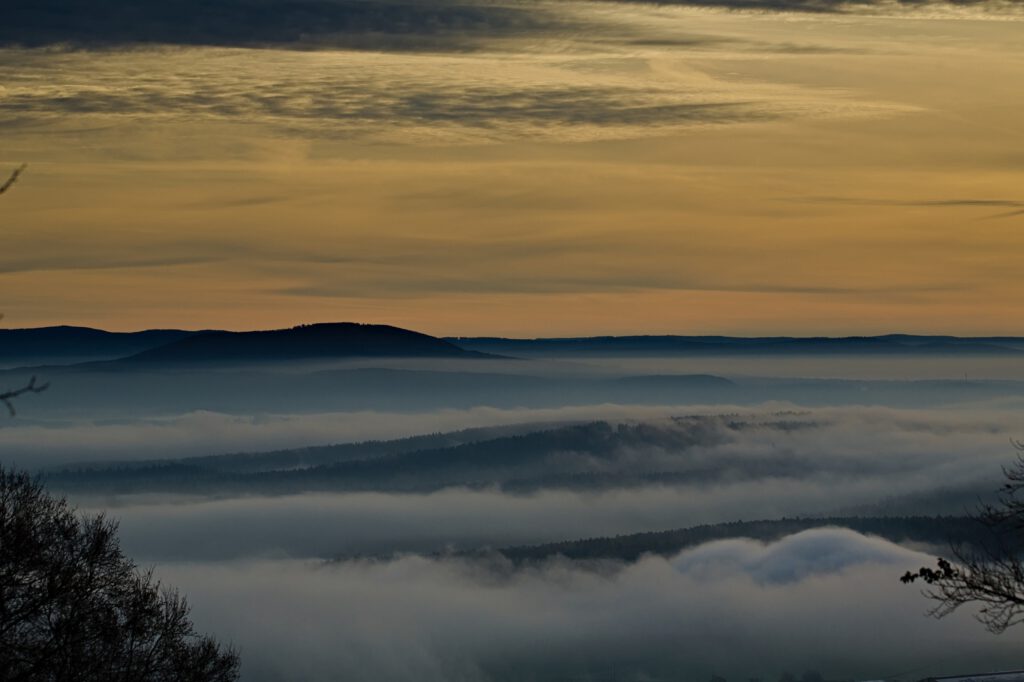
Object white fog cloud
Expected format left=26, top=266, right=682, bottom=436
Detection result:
left=157, top=530, right=1019, bottom=682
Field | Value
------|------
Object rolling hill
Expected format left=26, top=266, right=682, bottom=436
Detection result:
left=123, top=322, right=496, bottom=363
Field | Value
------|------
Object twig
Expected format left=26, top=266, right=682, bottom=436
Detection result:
left=0, top=376, right=49, bottom=417
left=0, top=164, right=27, bottom=196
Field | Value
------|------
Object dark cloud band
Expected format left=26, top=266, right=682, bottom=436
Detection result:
left=0, top=0, right=561, bottom=50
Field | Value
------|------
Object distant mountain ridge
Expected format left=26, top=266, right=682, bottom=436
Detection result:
left=0, top=323, right=495, bottom=367
left=5, top=324, right=1024, bottom=368
left=0, top=326, right=200, bottom=365
left=446, top=334, right=1024, bottom=356
left=124, top=323, right=493, bottom=363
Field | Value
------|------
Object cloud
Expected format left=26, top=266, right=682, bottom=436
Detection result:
left=0, top=254, right=218, bottom=275
left=0, top=48, right=788, bottom=145
left=793, top=196, right=1024, bottom=221
left=1, top=79, right=775, bottom=135
left=1, top=1, right=923, bottom=150
left=27, top=403, right=1015, bottom=563
left=78, top=452, right=1003, bottom=561
left=0, top=0, right=565, bottom=51
left=152, top=531, right=1021, bottom=681
left=2, top=0, right=1016, bottom=56
left=669, top=527, right=921, bottom=584
left=72, top=480, right=965, bottom=561
left=604, top=0, right=1017, bottom=13
left=2, top=404, right=676, bottom=468
left=6, top=401, right=1020, bottom=470
left=595, top=0, right=1024, bottom=22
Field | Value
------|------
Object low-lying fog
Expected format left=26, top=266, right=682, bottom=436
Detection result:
left=6, top=354, right=1024, bottom=681
left=158, top=531, right=1019, bottom=681
left=33, top=403, right=1018, bottom=680
left=5, top=353, right=1024, bottom=424
left=6, top=402, right=1024, bottom=471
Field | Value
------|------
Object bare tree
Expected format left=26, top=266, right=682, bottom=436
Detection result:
left=0, top=467, right=241, bottom=681
left=902, top=445, right=1024, bottom=633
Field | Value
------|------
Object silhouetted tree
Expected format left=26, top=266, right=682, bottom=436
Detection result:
left=0, top=467, right=240, bottom=680
left=902, top=445, right=1024, bottom=633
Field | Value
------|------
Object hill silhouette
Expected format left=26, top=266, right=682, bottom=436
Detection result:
left=0, top=326, right=198, bottom=365
left=447, top=334, right=1024, bottom=356
left=123, top=322, right=494, bottom=363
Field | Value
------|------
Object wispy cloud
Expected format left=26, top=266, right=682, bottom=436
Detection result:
left=794, top=195, right=1024, bottom=220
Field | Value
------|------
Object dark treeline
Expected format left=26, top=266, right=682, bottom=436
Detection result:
left=493, top=516, right=994, bottom=563
left=449, top=334, right=1024, bottom=357
left=62, top=422, right=570, bottom=476
left=47, top=417, right=834, bottom=495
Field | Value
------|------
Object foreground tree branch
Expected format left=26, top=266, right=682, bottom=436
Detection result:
left=0, top=376, right=49, bottom=417
left=0, top=164, right=26, bottom=196
left=902, top=445, right=1024, bottom=633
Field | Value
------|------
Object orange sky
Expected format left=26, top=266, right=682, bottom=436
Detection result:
left=2, top=4, right=1023, bottom=336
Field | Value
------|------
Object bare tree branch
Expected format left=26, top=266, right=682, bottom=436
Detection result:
left=0, top=376, right=49, bottom=417
left=0, top=164, right=27, bottom=196
left=902, top=444, right=1024, bottom=633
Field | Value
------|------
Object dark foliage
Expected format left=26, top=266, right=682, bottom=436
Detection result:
left=46, top=418, right=817, bottom=495
left=0, top=467, right=240, bottom=681
left=901, top=446, right=1024, bottom=633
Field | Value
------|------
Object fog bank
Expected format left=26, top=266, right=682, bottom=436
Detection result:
left=158, top=530, right=1018, bottom=682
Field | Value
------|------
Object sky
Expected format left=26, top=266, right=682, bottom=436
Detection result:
left=2, top=0, right=1023, bottom=336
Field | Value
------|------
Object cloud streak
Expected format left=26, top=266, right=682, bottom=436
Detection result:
left=2, top=0, right=1018, bottom=55
left=0, top=48, right=801, bottom=145
left=0, top=0, right=566, bottom=51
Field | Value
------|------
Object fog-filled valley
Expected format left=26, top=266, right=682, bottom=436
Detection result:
left=5, top=0, right=1024, bottom=676
left=3, top=325, right=1024, bottom=680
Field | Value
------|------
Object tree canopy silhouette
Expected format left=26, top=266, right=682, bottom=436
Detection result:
left=0, top=467, right=240, bottom=681
left=902, top=445, right=1024, bottom=633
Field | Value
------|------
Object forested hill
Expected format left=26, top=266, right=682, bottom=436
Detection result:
left=448, top=334, right=1024, bottom=357
left=0, top=326, right=198, bottom=365
left=124, top=323, right=495, bottom=363
left=45, top=417, right=832, bottom=495
left=495, top=516, right=989, bottom=563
